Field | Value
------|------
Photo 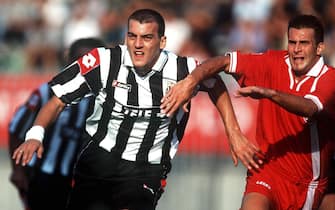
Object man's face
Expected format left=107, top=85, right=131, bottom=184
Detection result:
left=126, top=19, right=166, bottom=73
left=287, top=28, right=323, bottom=77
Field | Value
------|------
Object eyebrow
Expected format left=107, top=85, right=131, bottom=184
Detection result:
left=288, top=39, right=311, bottom=44
left=127, top=32, right=155, bottom=38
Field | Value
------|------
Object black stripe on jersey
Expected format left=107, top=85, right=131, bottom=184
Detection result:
left=85, top=95, right=96, bottom=120
left=177, top=56, right=189, bottom=80
left=111, top=116, right=136, bottom=158
left=136, top=110, right=161, bottom=163
left=92, top=46, right=121, bottom=143
left=149, top=71, right=163, bottom=106
left=59, top=83, right=91, bottom=104
left=51, top=64, right=80, bottom=86
left=177, top=104, right=190, bottom=141
left=160, top=56, right=190, bottom=165
left=161, top=115, right=177, bottom=168
left=83, top=66, right=102, bottom=95
left=134, top=70, right=164, bottom=162
left=126, top=68, right=138, bottom=106
left=176, top=56, right=191, bottom=142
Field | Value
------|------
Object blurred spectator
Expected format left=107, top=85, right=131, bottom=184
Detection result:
left=229, top=0, right=273, bottom=52
left=178, top=34, right=212, bottom=62
left=183, top=6, right=215, bottom=56
left=0, top=0, right=38, bottom=73
left=25, top=16, right=59, bottom=72
left=38, top=0, right=70, bottom=70
left=296, top=0, right=319, bottom=14
left=319, top=0, right=335, bottom=66
left=1, top=0, right=335, bottom=73
left=208, top=2, right=234, bottom=55
left=161, top=4, right=191, bottom=54
left=62, top=0, right=101, bottom=49
left=265, top=0, right=297, bottom=50
left=98, top=8, right=126, bottom=47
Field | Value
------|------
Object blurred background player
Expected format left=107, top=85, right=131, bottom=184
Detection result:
left=8, top=37, right=106, bottom=210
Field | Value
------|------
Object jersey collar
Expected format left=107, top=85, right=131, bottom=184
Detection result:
left=305, top=57, right=325, bottom=77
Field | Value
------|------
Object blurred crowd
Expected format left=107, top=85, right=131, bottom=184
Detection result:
left=0, top=0, right=335, bottom=73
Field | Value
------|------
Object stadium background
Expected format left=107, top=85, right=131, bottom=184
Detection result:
left=0, top=0, right=334, bottom=209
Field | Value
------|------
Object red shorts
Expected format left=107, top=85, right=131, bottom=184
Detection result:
left=244, top=163, right=327, bottom=210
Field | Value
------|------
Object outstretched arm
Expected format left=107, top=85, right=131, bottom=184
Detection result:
left=12, top=96, right=65, bottom=166
left=205, top=77, right=263, bottom=170
left=161, top=55, right=230, bottom=116
left=237, top=86, right=318, bottom=117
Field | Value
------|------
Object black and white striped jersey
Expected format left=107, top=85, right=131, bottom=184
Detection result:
left=50, top=45, right=197, bottom=164
left=9, top=83, right=91, bottom=176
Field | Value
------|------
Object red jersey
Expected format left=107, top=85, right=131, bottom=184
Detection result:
left=229, top=50, right=335, bottom=184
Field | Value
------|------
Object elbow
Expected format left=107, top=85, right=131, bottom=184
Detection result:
left=50, top=96, right=66, bottom=113
left=303, top=104, right=319, bottom=118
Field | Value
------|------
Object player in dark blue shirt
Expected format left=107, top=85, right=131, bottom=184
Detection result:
left=8, top=37, right=106, bottom=210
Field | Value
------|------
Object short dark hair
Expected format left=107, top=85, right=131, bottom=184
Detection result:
left=68, top=38, right=106, bottom=63
left=288, top=14, right=324, bottom=44
left=128, top=9, right=165, bottom=37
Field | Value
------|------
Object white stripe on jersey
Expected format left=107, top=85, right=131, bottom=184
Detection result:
left=53, top=74, right=86, bottom=101
left=97, top=47, right=111, bottom=89
left=114, top=66, right=131, bottom=106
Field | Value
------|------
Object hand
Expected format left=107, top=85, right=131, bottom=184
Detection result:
left=228, top=131, right=264, bottom=170
left=161, top=75, right=197, bottom=117
left=236, top=86, right=275, bottom=99
left=12, top=139, right=44, bottom=166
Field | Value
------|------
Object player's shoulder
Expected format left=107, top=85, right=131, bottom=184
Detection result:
left=260, top=50, right=288, bottom=64
left=326, top=64, right=335, bottom=71
left=323, top=65, right=335, bottom=80
left=266, top=49, right=288, bottom=57
left=76, top=46, right=115, bottom=76
left=163, top=49, right=196, bottom=62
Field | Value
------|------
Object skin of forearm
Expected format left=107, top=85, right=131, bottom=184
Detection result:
left=189, top=56, right=231, bottom=87
left=208, top=78, right=241, bottom=139
left=33, top=96, right=65, bottom=129
left=269, top=89, right=318, bottom=118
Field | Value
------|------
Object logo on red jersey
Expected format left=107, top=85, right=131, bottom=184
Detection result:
left=78, top=48, right=100, bottom=75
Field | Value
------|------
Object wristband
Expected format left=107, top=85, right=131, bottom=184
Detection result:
left=25, top=125, right=45, bottom=143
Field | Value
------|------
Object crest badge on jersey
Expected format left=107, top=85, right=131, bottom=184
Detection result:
left=78, top=48, right=101, bottom=75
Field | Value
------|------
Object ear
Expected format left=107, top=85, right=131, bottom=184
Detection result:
left=316, top=42, right=325, bottom=56
left=160, top=36, right=167, bottom=49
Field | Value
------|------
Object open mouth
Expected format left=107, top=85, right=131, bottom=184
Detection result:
left=134, top=51, right=144, bottom=56
left=293, top=56, right=304, bottom=62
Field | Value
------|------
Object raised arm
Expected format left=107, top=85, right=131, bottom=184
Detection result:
left=205, top=77, right=263, bottom=170
left=161, top=55, right=230, bottom=116
left=12, top=96, right=65, bottom=166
